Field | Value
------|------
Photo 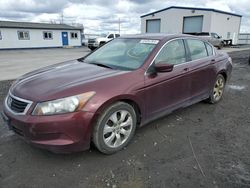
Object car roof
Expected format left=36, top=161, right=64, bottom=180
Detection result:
left=119, top=33, right=199, bottom=41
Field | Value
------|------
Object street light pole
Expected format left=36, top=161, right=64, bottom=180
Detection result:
left=119, top=18, right=120, bottom=34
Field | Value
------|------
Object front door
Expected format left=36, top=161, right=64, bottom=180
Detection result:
left=62, top=32, right=68, bottom=46
left=144, top=39, right=191, bottom=119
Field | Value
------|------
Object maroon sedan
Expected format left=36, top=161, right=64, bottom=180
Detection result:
left=1, top=34, right=232, bottom=154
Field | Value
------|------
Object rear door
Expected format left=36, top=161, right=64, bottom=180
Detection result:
left=184, top=39, right=216, bottom=99
left=144, top=39, right=191, bottom=118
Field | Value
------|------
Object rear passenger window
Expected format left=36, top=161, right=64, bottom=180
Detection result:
left=187, top=39, right=208, bottom=60
left=205, top=43, right=213, bottom=56
left=155, top=39, right=186, bottom=65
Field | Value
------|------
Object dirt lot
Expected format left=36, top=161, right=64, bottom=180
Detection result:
left=0, top=50, right=250, bottom=188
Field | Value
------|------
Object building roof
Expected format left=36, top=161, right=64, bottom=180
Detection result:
left=0, top=21, right=83, bottom=30
left=141, top=6, right=242, bottom=18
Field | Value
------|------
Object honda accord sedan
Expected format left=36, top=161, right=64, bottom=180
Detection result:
left=1, top=34, right=232, bottom=154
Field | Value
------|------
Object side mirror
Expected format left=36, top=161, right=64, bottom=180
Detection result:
left=155, top=62, right=174, bottom=72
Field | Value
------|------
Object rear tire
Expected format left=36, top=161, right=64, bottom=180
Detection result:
left=207, top=74, right=225, bottom=104
left=92, top=102, right=137, bottom=154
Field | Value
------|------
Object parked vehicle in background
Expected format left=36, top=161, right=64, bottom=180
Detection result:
left=88, top=33, right=120, bottom=50
left=186, top=32, right=224, bottom=49
left=81, top=34, right=88, bottom=46
left=2, top=34, right=232, bottom=154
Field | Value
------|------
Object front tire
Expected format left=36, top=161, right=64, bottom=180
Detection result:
left=217, top=42, right=224, bottom=49
left=89, top=47, right=96, bottom=51
left=99, top=42, right=105, bottom=47
left=207, top=74, right=225, bottom=104
left=92, top=102, right=137, bottom=154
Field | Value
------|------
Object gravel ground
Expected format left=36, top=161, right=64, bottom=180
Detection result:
left=0, top=50, right=250, bottom=188
left=0, top=80, right=13, bottom=96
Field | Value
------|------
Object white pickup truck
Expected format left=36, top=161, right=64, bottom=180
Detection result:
left=88, top=33, right=120, bottom=50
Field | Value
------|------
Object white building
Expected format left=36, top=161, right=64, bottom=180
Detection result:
left=0, top=21, right=83, bottom=49
left=141, top=6, right=242, bottom=44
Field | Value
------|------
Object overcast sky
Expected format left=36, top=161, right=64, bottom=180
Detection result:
left=0, top=0, right=249, bottom=34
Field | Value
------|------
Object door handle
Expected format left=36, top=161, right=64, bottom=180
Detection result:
left=211, top=59, right=216, bottom=64
left=183, top=68, right=189, bottom=71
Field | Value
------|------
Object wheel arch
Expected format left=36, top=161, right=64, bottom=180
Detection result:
left=218, top=70, right=227, bottom=82
left=120, top=99, right=142, bottom=126
left=93, top=96, right=143, bottom=127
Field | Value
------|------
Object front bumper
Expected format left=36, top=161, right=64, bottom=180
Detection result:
left=88, top=43, right=99, bottom=48
left=2, top=105, right=95, bottom=153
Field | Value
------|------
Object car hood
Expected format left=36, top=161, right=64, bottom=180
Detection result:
left=11, top=60, right=125, bottom=102
left=96, top=37, right=108, bottom=41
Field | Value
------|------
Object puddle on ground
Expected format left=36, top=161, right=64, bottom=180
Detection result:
left=227, top=85, right=246, bottom=91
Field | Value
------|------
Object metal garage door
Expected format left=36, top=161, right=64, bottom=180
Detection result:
left=146, top=19, right=161, bottom=33
left=183, top=16, right=203, bottom=33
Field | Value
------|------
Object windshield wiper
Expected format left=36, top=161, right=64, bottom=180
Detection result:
left=77, top=57, right=85, bottom=62
left=89, top=62, right=115, bottom=69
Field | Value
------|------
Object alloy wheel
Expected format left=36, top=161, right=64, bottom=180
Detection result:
left=103, top=110, right=133, bottom=148
left=213, top=77, right=225, bottom=101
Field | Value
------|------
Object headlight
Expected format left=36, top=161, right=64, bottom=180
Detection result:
left=32, top=91, right=95, bottom=116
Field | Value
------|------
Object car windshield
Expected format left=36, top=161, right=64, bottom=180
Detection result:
left=211, top=33, right=219, bottom=38
left=84, top=38, right=158, bottom=70
left=100, top=34, right=107, bottom=37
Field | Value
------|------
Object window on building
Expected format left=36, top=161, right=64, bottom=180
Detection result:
left=43, top=31, right=53, bottom=40
left=0, top=31, right=2, bottom=40
left=70, top=32, right=78, bottom=39
left=18, top=31, right=30, bottom=40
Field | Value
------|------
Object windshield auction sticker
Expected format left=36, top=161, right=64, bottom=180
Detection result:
left=140, top=40, right=159, bottom=44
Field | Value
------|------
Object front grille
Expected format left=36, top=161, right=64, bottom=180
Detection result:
left=88, top=39, right=96, bottom=44
left=6, top=94, right=32, bottom=114
left=8, top=96, right=28, bottom=113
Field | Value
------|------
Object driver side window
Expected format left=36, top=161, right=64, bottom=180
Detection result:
left=108, top=34, right=114, bottom=39
left=155, top=39, right=186, bottom=65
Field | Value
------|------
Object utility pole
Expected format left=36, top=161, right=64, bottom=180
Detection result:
left=119, top=18, right=120, bottom=34
left=61, top=12, right=64, bottom=24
